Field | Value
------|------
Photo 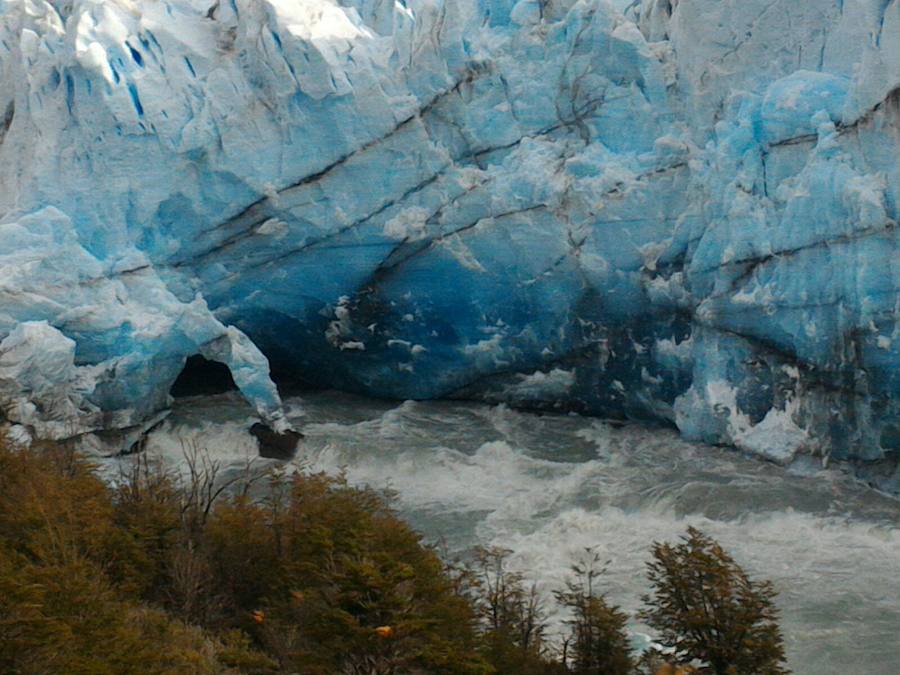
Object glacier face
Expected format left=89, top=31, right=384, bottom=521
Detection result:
left=0, top=0, right=898, bottom=464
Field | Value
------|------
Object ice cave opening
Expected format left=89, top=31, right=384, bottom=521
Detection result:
left=169, top=355, right=238, bottom=398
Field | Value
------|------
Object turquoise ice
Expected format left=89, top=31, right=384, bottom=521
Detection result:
left=0, top=0, right=898, bottom=464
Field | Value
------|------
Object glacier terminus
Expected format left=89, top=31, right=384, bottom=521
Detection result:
left=0, top=0, right=898, bottom=478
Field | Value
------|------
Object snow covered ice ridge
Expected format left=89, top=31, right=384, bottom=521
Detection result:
left=0, top=0, right=898, bottom=466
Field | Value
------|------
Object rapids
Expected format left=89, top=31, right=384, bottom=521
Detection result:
left=114, top=391, right=900, bottom=674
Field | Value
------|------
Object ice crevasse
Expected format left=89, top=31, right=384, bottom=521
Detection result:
left=0, top=0, right=898, bottom=467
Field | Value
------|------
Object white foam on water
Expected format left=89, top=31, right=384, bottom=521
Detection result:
left=308, top=437, right=606, bottom=517
left=489, top=507, right=900, bottom=673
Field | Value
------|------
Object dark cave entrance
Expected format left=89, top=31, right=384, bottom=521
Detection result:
left=170, top=355, right=238, bottom=397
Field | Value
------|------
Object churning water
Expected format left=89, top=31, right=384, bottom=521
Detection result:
left=125, top=391, right=900, bottom=674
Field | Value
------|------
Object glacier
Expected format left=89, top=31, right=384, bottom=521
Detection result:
left=0, top=0, right=898, bottom=469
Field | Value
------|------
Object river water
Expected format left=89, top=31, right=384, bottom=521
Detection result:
left=125, top=391, right=900, bottom=674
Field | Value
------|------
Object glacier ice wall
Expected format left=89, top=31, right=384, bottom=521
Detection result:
left=0, top=0, right=898, bottom=463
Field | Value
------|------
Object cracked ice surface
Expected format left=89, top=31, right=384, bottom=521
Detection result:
left=0, top=0, right=898, bottom=463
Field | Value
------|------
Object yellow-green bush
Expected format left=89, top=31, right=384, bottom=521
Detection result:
left=0, top=444, right=263, bottom=674
left=202, top=471, right=489, bottom=673
left=0, top=443, right=491, bottom=673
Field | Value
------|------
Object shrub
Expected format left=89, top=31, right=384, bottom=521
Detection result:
left=203, top=470, right=489, bottom=673
left=0, top=442, right=116, bottom=564
left=555, top=549, right=633, bottom=675
left=0, top=443, right=264, bottom=674
left=639, top=527, right=789, bottom=675
left=468, top=546, right=559, bottom=674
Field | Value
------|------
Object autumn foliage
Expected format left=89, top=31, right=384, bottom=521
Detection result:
left=0, top=441, right=788, bottom=674
left=639, top=527, right=788, bottom=675
left=0, top=443, right=482, bottom=673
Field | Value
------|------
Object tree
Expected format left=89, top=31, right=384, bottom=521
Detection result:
left=0, top=442, right=268, bottom=674
left=639, top=527, right=789, bottom=675
left=555, top=548, right=633, bottom=675
left=467, top=546, right=561, bottom=674
left=0, top=441, right=487, bottom=673
left=204, top=470, right=489, bottom=674
left=472, top=547, right=546, bottom=650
